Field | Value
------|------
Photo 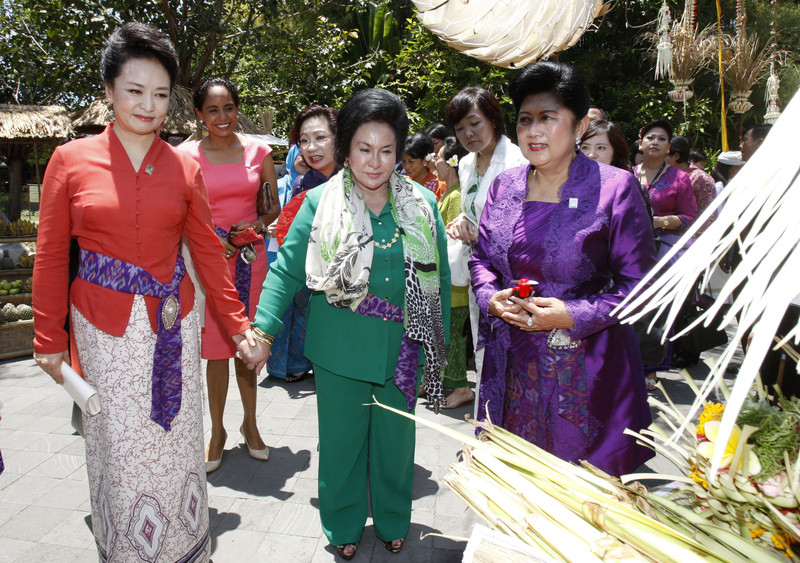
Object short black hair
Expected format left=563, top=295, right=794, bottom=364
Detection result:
left=630, top=140, right=643, bottom=163
left=193, top=77, right=239, bottom=111
left=689, top=149, right=706, bottom=165
left=101, top=22, right=179, bottom=89
left=442, top=136, right=468, bottom=168
left=640, top=119, right=673, bottom=140
left=445, top=87, right=505, bottom=139
left=668, top=135, right=691, bottom=164
left=582, top=119, right=630, bottom=170
left=425, top=122, right=449, bottom=142
left=290, top=105, right=339, bottom=146
left=404, top=132, right=434, bottom=160
left=745, top=123, right=773, bottom=142
left=335, top=89, right=409, bottom=168
left=509, top=62, right=590, bottom=121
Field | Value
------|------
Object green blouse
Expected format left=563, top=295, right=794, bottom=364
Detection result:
left=254, top=181, right=451, bottom=384
left=438, top=181, right=470, bottom=309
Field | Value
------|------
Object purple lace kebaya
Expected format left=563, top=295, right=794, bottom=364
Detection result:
left=470, top=152, right=658, bottom=475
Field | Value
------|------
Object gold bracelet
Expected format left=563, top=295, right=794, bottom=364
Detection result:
left=250, top=325, right=274, bottom=346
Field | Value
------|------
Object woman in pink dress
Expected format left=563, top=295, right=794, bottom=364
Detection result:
left=179, top=77, right=279, bottom=472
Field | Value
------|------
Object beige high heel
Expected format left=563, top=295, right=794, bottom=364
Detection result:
left=205, top=430, right=227, bottom=473
left=240, top=424, right=269, bottom=461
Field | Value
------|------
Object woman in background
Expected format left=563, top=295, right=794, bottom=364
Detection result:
left=445, top=86, right=527, bottom=402
left=268, top=105, right=339, bottom=383
left=179, top=76, right=278, bottom=472
left=579, top=119, right=630, bottom=170
left=434, top=137, right=472, bottom=409
left=402, top=132, right=439, bottom=194
left=633, top=119, right=697, bottom=389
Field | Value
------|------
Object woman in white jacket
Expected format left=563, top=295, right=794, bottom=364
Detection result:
left=445, top=87, right=527, bottom=411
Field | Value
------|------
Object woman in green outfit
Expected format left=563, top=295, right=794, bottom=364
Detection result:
left=434, top=137, right=474, bottom=409
left=248, top=89, right=450, bottom=559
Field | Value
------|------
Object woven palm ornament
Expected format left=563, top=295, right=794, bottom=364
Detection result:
left=412, top=0, right=606, bottom=68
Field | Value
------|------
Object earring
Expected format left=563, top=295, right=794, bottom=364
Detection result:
left=575, top=137, right=581, bottom=152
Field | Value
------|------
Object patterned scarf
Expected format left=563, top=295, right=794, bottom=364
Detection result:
left=306, top=167, right=447, bottom=409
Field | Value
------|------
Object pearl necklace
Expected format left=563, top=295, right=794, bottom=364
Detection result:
left=374, top=227, right=401, bottom=249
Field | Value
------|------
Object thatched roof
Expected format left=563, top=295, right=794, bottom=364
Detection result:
left=73, top=85, right=264, bottom=136
left=0, top=104, right=74, bottom=141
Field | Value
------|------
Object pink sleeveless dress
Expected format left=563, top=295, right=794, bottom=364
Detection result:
left=178, top=138, right=271, bottom=359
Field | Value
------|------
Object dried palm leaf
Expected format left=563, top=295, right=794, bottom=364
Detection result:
left=413, top=0, right=602, bottom=68
left=615, top=89, right=800, bottom=477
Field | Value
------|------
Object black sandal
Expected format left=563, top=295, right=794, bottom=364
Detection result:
left=383, top=538, right=403, bottom=553
left=334, top=543, right=358, bottom=560
left=285, top=371, right=307, bottom=383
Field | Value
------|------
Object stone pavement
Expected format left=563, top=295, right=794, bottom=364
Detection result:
left=0, top=343, right=738, bottom=563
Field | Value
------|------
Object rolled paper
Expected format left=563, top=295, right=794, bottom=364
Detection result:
left=62, top=364, right=101, bottom=416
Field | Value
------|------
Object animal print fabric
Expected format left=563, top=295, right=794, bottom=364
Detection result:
left=72, top=296, right=209, bottom=562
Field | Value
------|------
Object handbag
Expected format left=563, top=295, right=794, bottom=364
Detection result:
left=633, top=309, right=670, bottom=365
left=446, top=235, right=471, bottom=288
left=674, top=293, right=729, bottom=356
left=257, top=181, right=276, bottom=218
left=228, top=227, right=263, bottom=248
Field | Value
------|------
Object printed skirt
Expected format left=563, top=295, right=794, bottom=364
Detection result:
left=72, top=296, right=209, bottom=563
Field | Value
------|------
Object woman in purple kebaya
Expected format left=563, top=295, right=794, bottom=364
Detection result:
left=470, top=62, right=656, bottom=476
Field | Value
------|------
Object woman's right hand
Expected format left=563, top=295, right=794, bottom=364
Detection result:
left=488, top=288, right=524, bottom=320
left=446, top=216, right=478, bottom=243
left=220, top=236, right=238, bottom=259
left=34, top=350, right=71, bottom=385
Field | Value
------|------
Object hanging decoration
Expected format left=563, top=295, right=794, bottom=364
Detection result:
left=716, top=0, right=773, bottom=119
left=655, top=1, right=673, bottom=79
left=764, top=0, right=781, bottom=124
left=645, top=0, right=713, bottom=128
left=411, top=0, right=607, bottom=68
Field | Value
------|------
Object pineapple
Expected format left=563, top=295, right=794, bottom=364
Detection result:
left=16, top=304, right=33, bottom=320
left=3, top=303, right=20, bottom=322
left=0, top=250, right=14, bottom=270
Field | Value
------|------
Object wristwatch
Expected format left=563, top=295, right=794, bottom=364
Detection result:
left=254, top=218, right=264, bottom=233
left=662, top=218, right=669, bottom=228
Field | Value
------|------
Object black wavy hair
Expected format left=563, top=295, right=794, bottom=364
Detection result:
left=640, top=119, right=673, bottom=140
left=404, top=132, right=434, bottom=160
left=425, top=122, right=449, bottom=143
left=100, top=22, right=179, bottom=89
left=334, top=89, right=409, bottom=167
left=509, top=62, right=590, bottom=121
left=442, top=136, right=468, bottom=168
left=193, top=77, right=239, bottom=111
left=668, top=135, right=691, bottom=164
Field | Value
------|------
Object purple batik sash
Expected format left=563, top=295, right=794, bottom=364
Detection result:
left=77, top=249, right=186, bottom=431
left=355, top=294, right=420, bottom=411
left=215, top=226, right=252, bottom=317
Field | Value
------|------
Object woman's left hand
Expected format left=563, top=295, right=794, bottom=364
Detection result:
left=505, top=296, right=573, bottom=332
left=232, top=329, right=260, bottom=370
left=230, top=221, right=257, bottom=237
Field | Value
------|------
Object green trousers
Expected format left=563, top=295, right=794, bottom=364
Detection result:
left=314, top=364, right=419, bottom=545
left=442, top=306, right=469, bottom=388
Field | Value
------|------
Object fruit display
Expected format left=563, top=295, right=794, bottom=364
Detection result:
left=0, top=278, right=28, bottom=295
left=18, top=253, right=34, bottom=268
left=0, top=219, right=38, bottom=237
left=0, top=302, right=33, bottom=324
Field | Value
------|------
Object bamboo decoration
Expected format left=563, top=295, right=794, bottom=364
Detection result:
left=715, top=0, right=773, bottom=117
left=411, top=0, right=604, bottom=68
left=614, top=89, right=800, bottom=480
